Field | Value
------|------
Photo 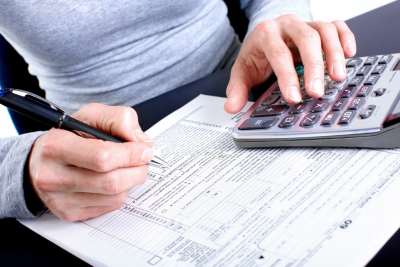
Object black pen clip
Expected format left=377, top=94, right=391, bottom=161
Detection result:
left=10, top=89, right=66, bottom=114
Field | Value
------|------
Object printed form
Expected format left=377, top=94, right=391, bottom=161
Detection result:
left=21, top=95, right=400, bottom=266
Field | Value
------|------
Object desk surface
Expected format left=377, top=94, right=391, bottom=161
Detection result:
left=2, top=2, right=400, bottom=266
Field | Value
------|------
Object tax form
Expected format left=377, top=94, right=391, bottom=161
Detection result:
left=20, top=95, right=400, bottom=266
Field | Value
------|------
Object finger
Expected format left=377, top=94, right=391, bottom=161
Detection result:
left=284, top=19, right=325, bottom=98
left=53, top=204, right=122, bottom=222
left=308, top=21, right=346, bottom=82
left=45, top=129, right=153, bottom=171
left=332, top=20, right=357, bottom=57
left=72, top=103, right=152, bottom=144
left=224, top=38, right=273, bottom=113
left=42, top=164, right=148, bottom=194
left=45, top=191, right=130, bottom=211
left=255, top=20, right=302, bottom=104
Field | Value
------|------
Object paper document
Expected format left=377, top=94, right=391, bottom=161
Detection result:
left=21, top=95, right=400, bottom=266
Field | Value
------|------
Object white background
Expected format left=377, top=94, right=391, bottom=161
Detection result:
left=0, top=0, right=395, bottom=139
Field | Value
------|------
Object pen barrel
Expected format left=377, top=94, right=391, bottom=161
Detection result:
left=0, top=92, right=61, bottom=127
left=61, top=116, right=125, bottom=143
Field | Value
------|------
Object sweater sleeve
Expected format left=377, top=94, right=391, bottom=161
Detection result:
left=0, top=131, right=46, bottom=219
left=239, top=0, right=313, bottom=37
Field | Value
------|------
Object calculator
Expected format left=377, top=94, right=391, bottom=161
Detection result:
left=232, top=53, right=400, bottom=148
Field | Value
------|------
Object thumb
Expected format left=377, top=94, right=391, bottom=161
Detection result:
left=71, top=103, right=152, bottom=145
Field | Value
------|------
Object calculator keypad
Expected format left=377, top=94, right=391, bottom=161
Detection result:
left=238, top=53, right=397, bottom=133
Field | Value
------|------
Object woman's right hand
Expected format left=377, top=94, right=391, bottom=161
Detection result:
left=28, top=103, right=153, bottom=221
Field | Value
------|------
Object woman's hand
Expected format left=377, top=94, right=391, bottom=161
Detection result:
left=29, top=103, right=153, bottom=221
left=224, top=14, right=356, bottom=113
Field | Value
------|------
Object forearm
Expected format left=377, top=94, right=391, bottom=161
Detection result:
left=240, top=0, right=313, bottom=36
left=0, top=131, right=46, bottom=219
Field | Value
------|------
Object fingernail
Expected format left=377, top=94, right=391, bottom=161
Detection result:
left=142, top=148, right=153, bottom=164
left=135, top=129, right=153, bottom=143
left=345, top=40, right=356, bottom=53
left=333, top=61, right=345, bottom=76
left=311, top=79, right=323, bottom=95
left=288, top=86, right=301, bottom=102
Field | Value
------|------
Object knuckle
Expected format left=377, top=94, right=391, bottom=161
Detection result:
left=255, top=20, right=275, bottom=36
left=325, top=45, right=344, bottom=56
left=92, top=145, right=112, bottom=171
left=103, top=173, right=123, bottom=194
left=113, top=193, right=127, bottom=206
left=270, top=46, right=289, bottom=59
left=34, top=175, right=53, bottom=192
left=279, top=14, right=299, bottom=22
left=299, top=28, right=320, bottom=43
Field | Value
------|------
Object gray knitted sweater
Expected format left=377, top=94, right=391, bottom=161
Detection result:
left=0, top=0, right=311, bottom=218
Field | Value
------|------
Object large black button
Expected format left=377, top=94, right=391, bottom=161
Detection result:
left=348, top=76, right=364, bottom=87
left=338, top=110, right=356, bottom=125
left=289, top=103, right=309, bottom=114
left=261, top=94, right=280, bottom=106
left=357, top=85, right=373, bottom=97
left=332, top=99, right=348, bottom=111
left=341, top=87, right=356, bottom=98
left=346, top=57, right=363, bottom=68
left=310, top=100, right=330, bottom=113
left=364, top=74, right=380, bottom=85
left=378, top=54, right=393, bottom=64
left=348, top=98, right=364, bottom=110
left=251, top=105, right=288, bottom=117
left=364, top=56, right=378, bottom=65
left=371, top=64, right=386, bottom=74
left=239, top=117, right=278, bottom=130
left=356, top=65, right=371, bottom=76
left=278, top=115, right=299, bottom=128
left=321, top=112, right=339, bottom=126
left=300, top=114, right=320, bottom=127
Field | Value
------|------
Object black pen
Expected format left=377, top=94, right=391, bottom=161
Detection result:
left=0, top=88, right=169, bottom=169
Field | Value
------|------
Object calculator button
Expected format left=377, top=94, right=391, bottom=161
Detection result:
left=295, top=64, right=304, bottom=74
left=271, top=87, right=281, bottom=94
left=328, top=79, right=347, bottom=90
left=364, top=56, right=378, bottom=65
left=321, top=112, right=339, bottom=126
left=348, top=98, right=364, bottom=110
left=300, top=114, right=320, bottom=127
left=310, top=100, right=330, bottom=113
left=357, top=85, right=373, bottom=97
left=359, top=105, right=376, bottom=119
left=301, top=91, right=315, bottom=102
left=321, top=89, right=338, bottom=100
left=373, top=88, right=386, bottom=96
left=364, top=74, right=380, bottom=85
left=331, top=99, right=348, bottom=111
left=371, top=64, right=386, bottom=74
left=340, top=87, right=356, bottom=98
left=239, top=117, right=278, bottom=130
left=346, top=57, right=363, bottom=68
left=289, top=103, right=309, bottom=114
left=348, top=76, right=364, bottom=87
left=378, top=54, right=393, bottom=64
left=261, top=94, right=280, bottom=106
left=338, top=110, right=356, bottom=125
left=279, top=115, right=299, bottom=128
left=346, top=67, right=355, bottom=77
left=356, top=65, right=371, bottom=76
left=251, top=105, right=288, bottom=117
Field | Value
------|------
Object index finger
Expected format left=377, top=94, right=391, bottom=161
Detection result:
left=284, top=20, right=325, bottom=99
left=48, top=129, right=153, bottom=172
